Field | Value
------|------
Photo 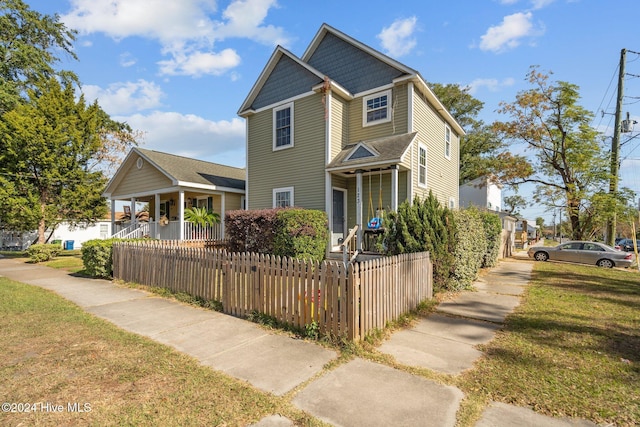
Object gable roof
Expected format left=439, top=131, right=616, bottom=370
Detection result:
left=327, top=132, right=417, bottom=172
left=237, top=23, right=465, bottom=136
left=103, top=148, right=245, bottom=198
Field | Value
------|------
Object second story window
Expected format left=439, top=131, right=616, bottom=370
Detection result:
left=444, top=125, right=451, bottom=159
left=273, top=103, right=294, bottom=150
left=363, top=90, right=392, bottom=126
left=418, top=143, right=427, bottom=188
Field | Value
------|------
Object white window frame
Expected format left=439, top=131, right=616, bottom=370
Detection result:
left=362, top=89, right=392, bottom=127
left=449, top=197, right=455, bottom=209
left=273, top=187, right=294, bottom=208
left=273, top=102, right=294, bottom=151
left=417, top=143, right=427, bottom=188
left=444, top=124, right=452, bottom=160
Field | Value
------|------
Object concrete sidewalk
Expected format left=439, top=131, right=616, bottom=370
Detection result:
left=0, top=253, right=598, bottom=426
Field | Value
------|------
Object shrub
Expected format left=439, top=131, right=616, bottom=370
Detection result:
left=381, top=192, right=456, bottom=291
left=273, top=209, right=328, bottom=262
left=481, top=211, right=502, bottom=268
left=81, top=239, right=116, bottom=278
left=27, top=243, right=61, bottom=263
left=226, top=208, right=328, bottom=261
left=451, top=207, right=486, bottom=290
left=81, top=238, right=147, bottom=278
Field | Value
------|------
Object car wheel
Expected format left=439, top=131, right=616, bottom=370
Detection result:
left=534, top=251, right=548, bottom=262
left=597, top=259, right=614, bottom=268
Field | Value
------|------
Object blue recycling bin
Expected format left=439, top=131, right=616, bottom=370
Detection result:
left=64, top=240, right=74, bottom=250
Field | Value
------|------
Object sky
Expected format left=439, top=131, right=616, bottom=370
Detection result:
left=25, top=0, right=640, bottom=224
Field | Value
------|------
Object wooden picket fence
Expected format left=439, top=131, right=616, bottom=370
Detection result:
left=112, top=241, right=432, bottom=341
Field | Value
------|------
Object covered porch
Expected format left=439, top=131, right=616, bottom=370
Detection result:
left=326, top=133, right=416, bottom=254
left=104, top=148, right=246, bottom=241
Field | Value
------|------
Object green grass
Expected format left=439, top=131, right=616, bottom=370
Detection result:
left=457, top=262, right=640, bottom=426
left=0, top=277, right=325, bottom=426
left=42, top=250, right=85, bottom=272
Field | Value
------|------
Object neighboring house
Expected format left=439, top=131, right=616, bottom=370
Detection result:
left=516, top=219, right=539, bottom=246
left=459, top=175, right=502, bottom=212
left=496, top=212, right=517, bottom=258
left=238, top=23, right=464, bottom=251
left=50, top=220, right=113, bottom=250
left=103, top=148, right=245, bottom=240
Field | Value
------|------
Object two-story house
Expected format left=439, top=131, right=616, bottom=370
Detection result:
left=238, top=24, right=464, bottom=252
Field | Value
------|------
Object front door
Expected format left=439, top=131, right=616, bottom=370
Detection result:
left=332, top=188, right=346, bottom=248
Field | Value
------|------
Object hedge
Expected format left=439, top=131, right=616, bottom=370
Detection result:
left=81, top=238, right=147, bottom=278
left=27, top=243, right=61, bottom=263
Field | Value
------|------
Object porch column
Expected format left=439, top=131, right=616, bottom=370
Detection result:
left=130, top=198, right=136, bottom=225
left=220, top=193, right=226, bottom=239
left=110, top=199, right=116, bottom=237
left=178, top=190, right=185, bottom=240
left=390, top=165, right=399, bottom=212
left=154, top=193, right=161, bottom=239
left=356, top=169, right=363, bottom=251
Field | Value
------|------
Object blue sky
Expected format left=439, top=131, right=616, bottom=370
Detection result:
left=27, top=0, right=640, bottom=223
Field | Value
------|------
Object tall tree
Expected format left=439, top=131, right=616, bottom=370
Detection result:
left=493, top=67, right=614, bottom=240
left=503, top=194, right=527, bottom=216
left=0, top=78, right=134, bottom=243
left=0, top=0, right=77, bottom=112
left=429, top=82, right=530, bottom=184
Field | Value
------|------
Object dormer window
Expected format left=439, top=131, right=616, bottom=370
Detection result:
left=363, top=90, right=392, bottom=127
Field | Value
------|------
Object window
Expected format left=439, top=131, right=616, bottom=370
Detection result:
left=418, top=143, right=427, bottom=188
left=363, top=90, right=392, bottom=126
left=444, top=125, right=451, bottom=159
left=273, top=187, right=294, bottom=208
left=273, top=103, right=293, bottom=150
left=449, top=197, right=455, bottom=209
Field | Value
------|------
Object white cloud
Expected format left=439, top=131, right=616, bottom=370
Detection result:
left=530, top=0, right=556, bottom=9
left=62, top=0, right=288, bottom=77
left=117, top=112, right=246, bottom=167
left=82, top=80, right=165, bottom=115
left=158, top=48, right=241, bottom=77
left=377, top=17, right=418, bottom=58
left=467, top=77, right=516, bottom=95
left=479, top=12, right=543, bottom=53
left=119, top=52, right=137, bottom=67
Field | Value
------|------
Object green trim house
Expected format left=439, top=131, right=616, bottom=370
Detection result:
left=103, top=148, right=245, bottom=240
left=238, top=23, right=464, bottom=251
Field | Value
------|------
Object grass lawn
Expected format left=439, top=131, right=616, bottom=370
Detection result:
left=0, top=277, right=323, bottom=426
left=457, top=261, right=640, bottom=426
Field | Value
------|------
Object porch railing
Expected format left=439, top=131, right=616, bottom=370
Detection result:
left=121, top=221, right=223, bottom=240
left=341, top=225, right=359, bottom=265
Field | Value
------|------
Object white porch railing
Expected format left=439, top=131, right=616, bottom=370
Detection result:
left=112, top=221, right=222, bottom=241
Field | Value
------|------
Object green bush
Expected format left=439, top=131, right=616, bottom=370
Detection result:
left=81, top=239, right=116, bottom=278
left=273, top=209, right=328, bottom=262
left=451, top=207, right=486, bottom=290
left=381, top=192, right=456, bottom=291
left=481, top=211, right=502, bottom=268
left=27, top=243, right=61, bottom=263
left=226, top=208, right=328, bottom=261
left=81, top=238, right=147, bottom=278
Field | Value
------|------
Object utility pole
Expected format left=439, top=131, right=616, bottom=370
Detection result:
left=605, top=48, right=626, bottom=247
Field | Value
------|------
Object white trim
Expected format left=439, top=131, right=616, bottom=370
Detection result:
left=362, top=89, right=392, bottom=127
left=326, top=158, right=404, bottom=173
left=273, top=186, right=294, bottom=208
left=417, top=142, right=428, bottom=188
left=353, top=83, right=395, bottom=100
left=445, top=124, right=452, bottom=160
left=245, top=90, right=315, bottom=116
left=245, top=117, right=249, bottom=209
left=331, top=186, right=348, bottom=248
left=408, top=82, right=414, bottom=133
left=449, top=197, right=456, bottom=210
left=345, top=142, right=379, bottom=161
left=174, top=182, right=245, bottom=194
left=273, top=102, right=294, bottom=151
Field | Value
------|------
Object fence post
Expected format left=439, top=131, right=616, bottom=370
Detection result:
left=347, top=262, right=359, bottom=341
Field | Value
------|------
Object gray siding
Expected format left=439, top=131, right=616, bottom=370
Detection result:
left=307, top=32, right=407, bottom=94
left=252, top=55, right=322, bottom=110
left=247, top=94, right=326, bottom=210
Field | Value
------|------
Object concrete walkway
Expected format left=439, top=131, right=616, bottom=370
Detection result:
left=0, top=253, right=598, bottom=427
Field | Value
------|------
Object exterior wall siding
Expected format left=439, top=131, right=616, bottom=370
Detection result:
left=247, top=94, right=326, bottom=210
left=347, top=84, right=409, bottom=146
left=111, top=156, right=173, bottom=197
left=345, top=170, right=408, bottom=229
left=411, top=88, right=460, bottom=207
left=330, top=95, right=348, bottom=161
